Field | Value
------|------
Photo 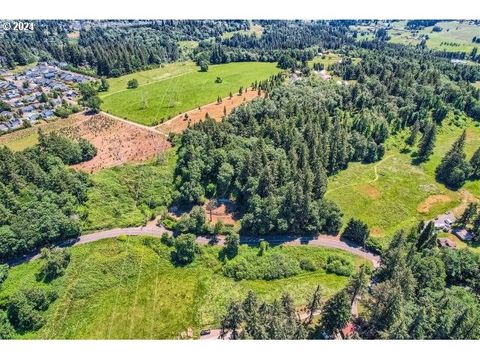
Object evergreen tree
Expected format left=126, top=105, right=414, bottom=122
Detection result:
left=417, top=122, right=436, bottom=161
left=435, top=131, right=471, bottom=189
left=416, top=221, right=437, bottom=250
left=342, top=218, right=370, bottom=247
left=319, top=290, right=351, bottom=338
left=470, top=147, right=480, bottom=179
left=406, top=120, right=420, bottom=146
left=457, top=203, right=478, bottom=228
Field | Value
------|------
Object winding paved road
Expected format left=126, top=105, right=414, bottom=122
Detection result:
left=9, top=224, right=380, bottom=268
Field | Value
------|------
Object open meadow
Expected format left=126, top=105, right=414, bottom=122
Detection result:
left=389, top=20, right=480, bottom=53
left=100, top=62, right=280, bottom=125
left=326, top=115, right=480, bottom=247
left=0, top=236, right=365, bottom=339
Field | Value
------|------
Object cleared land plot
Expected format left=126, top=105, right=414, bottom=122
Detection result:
left=157, top=89, right=262, bottom=134
left=326, top=116, right=480, bottom=246
left=100, top=62, right=280, bottom=125
left=79, top=150, right=175, bottom=231
left=0, top=236, right=365, bottom=339
left=58, top=113, right=170, bottom=173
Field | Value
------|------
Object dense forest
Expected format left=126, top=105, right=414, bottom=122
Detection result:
left=175, top=43, right=480, bottom=236
left=0, top=132, right=95, bottom=262
left=0, top=20, right=249, bottom=76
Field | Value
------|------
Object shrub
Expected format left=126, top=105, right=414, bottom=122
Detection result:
left=223, top=252, right=300, bottom=281
left=7, top=288, right=57, bottom=333
left=223, top=233, right=240, bottom=259
left=324, top=255, right=355, bottom=277
left=162, top=217, right=177, bottom=231
left=127, top=79, right=139, bottom=89
left=0, top=311, right=15, bottom=339
left=0, top=264, right=8, bottom=288
left=36, top=248, right=71, bottom=282
left=300, top=258, right=317, bottom=272
left=160, top=232, right=174, bottom=247
left=173, top=233, right=198, bottom=265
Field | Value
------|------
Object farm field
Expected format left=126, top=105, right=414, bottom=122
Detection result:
left=100, top=62, right=280, bottom=125
left=79, top=150, right=176, bottom=231
left=0, top=236, right=364, bottom=339
left=326, top=116, right=480, bottom=246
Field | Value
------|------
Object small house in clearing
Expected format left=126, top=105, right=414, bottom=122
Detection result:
left=454, top=228, right=475, bottom=242
left=434, top=212, right=455, bottom=231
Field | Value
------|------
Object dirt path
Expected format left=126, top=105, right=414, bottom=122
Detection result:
left=99, top=111, right=168, bottom=137
left=325, top=154, right=395, bottom=195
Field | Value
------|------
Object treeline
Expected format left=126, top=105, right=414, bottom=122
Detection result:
left=0, top=20, right=249, bottom=77
left=193, top=21, right=354, bottom=66
left=0, top=132, right=95, bottom=262
left=333, top=44, right=480, bottom=128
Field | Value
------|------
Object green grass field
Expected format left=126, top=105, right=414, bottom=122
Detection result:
left=388, top=20, right=480, bottom=53
left=79, top=151, right=176, bottom=231
left=0, top=236, right=364, bottom=339
left=326, top=115, right=480, bottom=246
left=100, top=61, right=280, bottom=125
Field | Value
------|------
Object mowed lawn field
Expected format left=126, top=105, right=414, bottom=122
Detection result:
left=326, top=116, right=480, bottom=246
left=100, top=61, right=280, bottom=125
left=0, top=236, right=365, bottom=339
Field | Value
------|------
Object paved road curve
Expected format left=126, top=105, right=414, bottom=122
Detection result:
left=9, top=225, right=380, bottom=268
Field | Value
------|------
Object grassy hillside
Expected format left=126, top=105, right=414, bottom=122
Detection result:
left=388, top=20, right=480, bottom=53
left=79, top=150, right=176, bottom=231
left=326, top=115, right=480, bottom=246
left=0, top=236, right=366, bottom=339
left=100, top=62, right=280, bottom=125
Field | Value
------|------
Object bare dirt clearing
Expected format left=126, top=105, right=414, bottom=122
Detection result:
left=204, top=202, right=237, bottom=226
left=416, top=194, right=452, bottom=214
left=59, top=113, right=170, bottom=173
left=156, top=89, right=262, bottom=134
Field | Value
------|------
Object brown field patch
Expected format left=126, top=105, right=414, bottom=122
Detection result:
left=156, top=89, right=263, bottom=134
left=358, top=183, right=381, bottom=199
left=203, top=202, right=237, bottom=226
left=59, top=113, right=170, bottom=173
left=417, top=194, right=452, bottom=214
left=370, top=227, right=384, bottom=237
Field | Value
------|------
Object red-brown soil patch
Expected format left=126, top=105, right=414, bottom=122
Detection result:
left=417, top=194, right=452, bottom=214
left=359, top=183, right=381, bottom=199
left=203, top=202, right=237, bottom=226
left=59, top=113, right=170, bottom=173
left=156, top=89, right=263, bottom=134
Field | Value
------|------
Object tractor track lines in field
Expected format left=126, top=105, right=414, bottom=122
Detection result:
left=99, top=71, right=195, bottom=99
left=128, top=248, right=146, bottom=339
left=106, top=238, right=132, bottom=339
